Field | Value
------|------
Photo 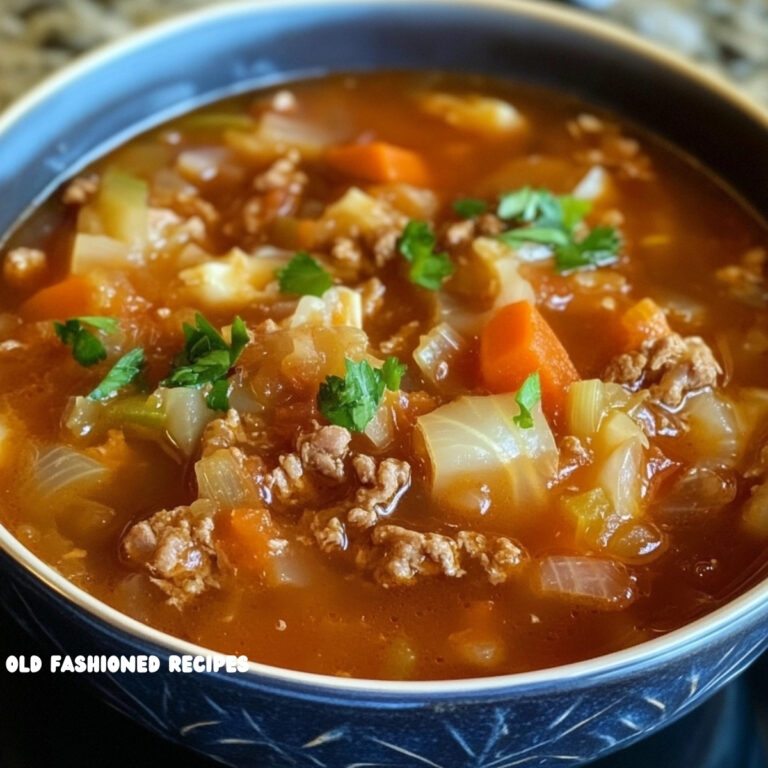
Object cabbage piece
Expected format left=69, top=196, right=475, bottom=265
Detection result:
left=322, top=187, right=402, bottom=238
left=417, top=393, right=558, bottom=520
left=70, top=233, right=139, bottom=275
left=225, top=112, right=340, bottom=162
left=178, top=247, right=290, bottom=307
left=96, top=169, right=149, bottom=247
left=195, top=448, right=259, bottom=508
left=536, top=555, right=635, bottom=609
left=368, top=183, right=438, bottom=219
left=34, top=446, right=108, bottom=498
left=419, top=92, right=526, bottom=135
left=412, top=322, right=468, bottom=395
left=288, top=286, right=363, bottom=329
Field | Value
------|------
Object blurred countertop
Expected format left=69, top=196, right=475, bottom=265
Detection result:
left=0, top=0, right=767, bottom=110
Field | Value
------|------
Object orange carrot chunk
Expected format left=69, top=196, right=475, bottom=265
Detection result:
left=325, top=142, right=431, bottom=186
left=620, top=297, right=670, bottom=350
left=480, top=300, right=580, bottom=417
left=221, top=507, right=287, bottom=587
left=20, top=275, right=94, bottom=321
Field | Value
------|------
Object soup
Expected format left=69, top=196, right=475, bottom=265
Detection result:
left=1, top=72, right=767, bottom=680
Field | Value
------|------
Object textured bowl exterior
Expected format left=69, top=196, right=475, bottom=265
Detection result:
left=1, top=2, right=767, bottom=767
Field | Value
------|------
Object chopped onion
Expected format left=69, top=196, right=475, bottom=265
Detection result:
left=536, top=556, right=635, bottom=609
left=368, top=183, right=438, bottom=219
left=195, top=448, right=258, bottom=508
left=659, top=466, right=737, bottom=519
left=70, top=233, right=139, bottom=275
left=162, top=388, right=215, bottom=457
left=567, top=379, right=606, bottom=437
left=176, top=147, right=232, bottom=183
left=419, top=92, right=526, bottom=135
left=743, top=481, right=768, bottom=537
left=96, top=169, right=149, bottom=247
left=683, top=391, right=740, bottom=468
left=364, top=390, right=399, bottom=449
left=413, top=323, right=468, bottom=395
left=288, top=286, right=363, bottom=329
left=34, top=446, right=108, bottom=498
left=572, top=165, right=612, bottom=202
left=598, top=438, right=644, bottom=518
left=322, top=187, right=400, bottom=238
left=417, top=393, right=558, bottom=519
left=178, top=247, right=289, bottom=307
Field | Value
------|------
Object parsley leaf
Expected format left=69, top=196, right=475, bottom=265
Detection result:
left=53, top=316, right=119, bottom=367
left=381, top=356, right=407, bottom=390
left=276, top=252, right=333, bottom=297
left=497, top=186, right=619, bottom=272
left=89, top=348, right=145, bottom=401
left=206, top=379, right=231, bottom=412
left=555, top=226, right=621, bottom=271
left=452, top=198, right=488, bottom=219
left=162, top=313, right=248, bottom=411
left=398, top=220, right=454, bottom=291
left=318, top=356, right=406, bottom=432
left=512, top=371, right=541, bottom=429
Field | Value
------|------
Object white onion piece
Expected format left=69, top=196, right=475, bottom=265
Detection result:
left=683, top=391, right=740, bottom=468
left=176, top=147, right=232, bottom=183
left=572, top=165, right=611, bottom=202
left=743, top=481, right=768, bottom=537
left=413, top=323, right=467, bottom=395
left=364, top=390, right=398, bottom=449
left=598, top=438, right=644, bottom=518
left=288, top=286, right=362, bottom=329
left=34, top=446, right=108, bottom=498
left=536, top=556, right=635, bottom=609
left=195, top=448, right=258, bottom=508
left=161, top=388, right=215, bottom=457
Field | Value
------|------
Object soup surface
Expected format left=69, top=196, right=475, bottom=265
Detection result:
left=1, top=72, right=767, bottom=680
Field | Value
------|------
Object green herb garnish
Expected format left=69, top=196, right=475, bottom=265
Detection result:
left=398, top=220, right=454, bottom=291
left=512, top=371, right=541, bottom=429
left=318, top=356, right=406, bottom=432
left=276, top=252, right=333, bottom=297
left=206, top=379, right=231, bottom=413
left=497, top=186, right=619, bottom=272
left=89, top=348, right=145, bottom=401
left=452, top=198, right=488, bottom=219
left=54, top=316, right=119, bottom=367
left=161, top=314, right=248, bottom=411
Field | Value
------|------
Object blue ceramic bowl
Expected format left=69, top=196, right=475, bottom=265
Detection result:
left=1, top=2, right=768, bottom=767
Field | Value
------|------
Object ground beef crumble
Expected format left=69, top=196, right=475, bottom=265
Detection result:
left=121, top=499, right=219, bottom=608
left=604, top=332, right=721, bottom=407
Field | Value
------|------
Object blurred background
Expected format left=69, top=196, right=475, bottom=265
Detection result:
left=0, top=0, right=766, bottom=110
left=0, top=0, right=767, bottom=766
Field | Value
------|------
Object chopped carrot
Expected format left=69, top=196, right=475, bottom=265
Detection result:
left=325, top=142, right=431, bottom=186
left=480, top=300, right=580, bottom=417
left=220, top=507, right=285, bottom=587
left=620, top=297, right=670, bottom=350
left=20, top=275, right=94, bottom=321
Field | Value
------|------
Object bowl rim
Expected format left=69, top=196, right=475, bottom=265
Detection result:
left=1, top=0, right=768, bottom=698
